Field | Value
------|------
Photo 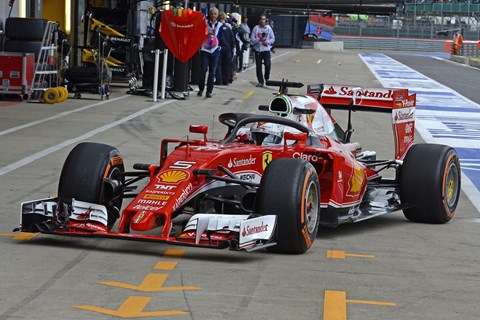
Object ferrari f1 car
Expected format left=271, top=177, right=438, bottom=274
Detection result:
left=17, top=80, right=461, bottom=254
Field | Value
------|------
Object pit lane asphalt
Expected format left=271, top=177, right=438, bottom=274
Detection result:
left=0, top=49, right=478, bottom=320
left=386, top=52, right=480, bottom=102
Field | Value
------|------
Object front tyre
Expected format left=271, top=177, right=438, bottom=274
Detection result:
left=400, top=143, right=461, bottom=223
left=58, top=142, right=125, bottom=230
left=256, top=159, right=320, bottom=254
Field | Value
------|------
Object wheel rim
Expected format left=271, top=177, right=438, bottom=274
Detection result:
left=305, top=181, right=319, bottom=234
left=445, top=161, right=460, bottom=209
left=102, top=166, right=123, bottom=207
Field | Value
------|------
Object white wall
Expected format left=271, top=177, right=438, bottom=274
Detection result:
left=1, top=1, right=20, bottom=33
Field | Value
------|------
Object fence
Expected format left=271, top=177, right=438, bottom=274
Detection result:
left=332, top=35, right=480, bottom=54
left=334, top=14, right=480, bottom=42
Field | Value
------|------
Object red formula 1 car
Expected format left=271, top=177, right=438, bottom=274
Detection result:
left=17, top=80, right=462, bottom=254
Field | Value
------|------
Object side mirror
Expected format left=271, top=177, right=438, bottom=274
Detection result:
left=189, top=125, right=208, bottom=134
left=284, top=131, right=307, bottom=142
left=189, top=125, right=208, bottom=143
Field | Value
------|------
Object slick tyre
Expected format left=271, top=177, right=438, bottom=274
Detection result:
left=5, top=18, right=48, bottom=40
left=58, top=142, right=125, bottom=230
left=256, top=159, right=320, bottom=254
left=4, top=40, right=42, bottom=57
left=400, top=144, right=461, bottom=224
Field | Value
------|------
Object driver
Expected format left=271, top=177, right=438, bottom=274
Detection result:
left=250, top=122, right=284, bottom=146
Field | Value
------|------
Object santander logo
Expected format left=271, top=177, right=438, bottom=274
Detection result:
left=324, top=86, right=337, bottom=94
left=394, top=109, right=414, bottom=122
left=228, top=155, right=256, bottom=168
left=242, top=222, right=269, bottom=236
left=323, top=85, right=394, bottom=100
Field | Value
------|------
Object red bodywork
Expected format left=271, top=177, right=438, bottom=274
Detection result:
left=19, top=82, right=417, bottom=250
left=116, top=83, right=416, bottom=240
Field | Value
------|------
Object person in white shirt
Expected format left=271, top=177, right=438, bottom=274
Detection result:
left=198, top=7, right=223, bottom=98
left=250, top=14, right=275, bottom=87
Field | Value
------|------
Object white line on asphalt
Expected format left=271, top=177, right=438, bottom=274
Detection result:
left=245, top=51, right=290, bottom=71
left=0, top=95, right=131, bottom=137
left=433, top=56, right=480, bottom=70
left=360, top=53, right=480, bottom=213
left=0, top=99, right=175, bottom=177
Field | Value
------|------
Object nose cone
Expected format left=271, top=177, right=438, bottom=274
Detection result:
left=130, top=210, right=160, bottom=231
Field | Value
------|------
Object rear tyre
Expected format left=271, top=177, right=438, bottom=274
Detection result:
left=400, top=144, right=461, bottom=223
left=256, top=158, right=320, bottom=254
left=58, top=142, right=125, bottom=230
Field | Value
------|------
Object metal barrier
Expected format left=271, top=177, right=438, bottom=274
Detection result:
left=460, top=41, right=480, bottom=56
left=332, top=35, right=480, bottom=55
left=334, top=23, right=480, bottom=42
left=333, top=36, right=446, bottom=52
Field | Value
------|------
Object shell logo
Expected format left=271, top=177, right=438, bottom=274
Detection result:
left=158, top=170, right=188, bottom=183
left=349, top=162, right=365, bottom=194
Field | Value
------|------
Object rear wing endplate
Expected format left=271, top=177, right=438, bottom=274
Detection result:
left=308, top=84, right=416, bottom=160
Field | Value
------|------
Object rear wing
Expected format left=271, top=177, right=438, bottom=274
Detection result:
left=308, top=84, right=416, bottom=160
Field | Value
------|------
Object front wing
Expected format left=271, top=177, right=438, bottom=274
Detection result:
left=17, top=197, right=277, bottom=252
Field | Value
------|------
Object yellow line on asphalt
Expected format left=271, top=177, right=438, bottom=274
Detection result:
left=98, top=273, right=202, bottom=292
left=347, top=299, right=397, bottom=307
left=74, top=296, right=189, bottom=317
left=163, top=249, right=185, bottom=257
left=154, top=261, right=177, bottom=270
left=324, top=290, right=347, bottom=320
left=244, top=90, right=255, bottom=99
left=326, top=250, right=374, bottom=259
left=324, top=290, right=396, bottom=320
left=0, top=232, right=38, bottom=240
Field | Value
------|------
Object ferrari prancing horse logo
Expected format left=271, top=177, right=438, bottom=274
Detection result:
left=262, top=151, right=273, bottom=170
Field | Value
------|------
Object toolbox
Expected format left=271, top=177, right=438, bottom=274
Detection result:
left=0, top=52, right=35, bottom=96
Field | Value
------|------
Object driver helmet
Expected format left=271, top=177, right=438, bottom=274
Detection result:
left=250, top=122, right=284, bottom=145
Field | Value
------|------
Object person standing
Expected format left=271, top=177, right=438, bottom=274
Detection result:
left=250, top=14, right=275, bottom=87
left=215, top=12, right=235, bottom=86
left=237, top=15, right=251, bottom=72
left=453, top=30, right=463, bottom=55
left=198, top=7, right=223, bottom=98
left=268, top=19, right=276, bottom=53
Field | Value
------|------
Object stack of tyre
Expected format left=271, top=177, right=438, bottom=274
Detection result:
left=3, top=18, right=68, bottom=103
left=4, top=18, right=46, bottom=59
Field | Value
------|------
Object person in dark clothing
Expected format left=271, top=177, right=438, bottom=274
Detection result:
left=198, top=7, right=222, bottom=98
left=215, top=12, right=235, bottom=85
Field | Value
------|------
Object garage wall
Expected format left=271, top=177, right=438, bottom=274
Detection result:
left=1, top=2, right=18, bottom=34
left=43, top=0, right=66, bottom=32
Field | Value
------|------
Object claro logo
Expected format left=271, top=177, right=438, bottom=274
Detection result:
left=293, top=152, right=322, bottom=162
